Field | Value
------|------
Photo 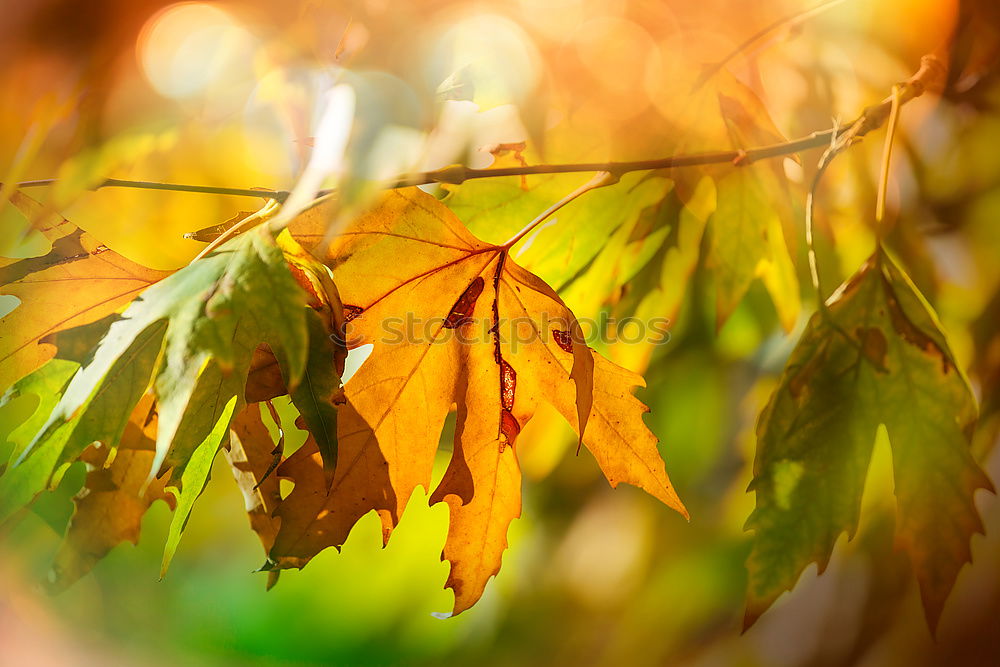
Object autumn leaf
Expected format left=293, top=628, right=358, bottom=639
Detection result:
left=268, top=188, right=687, bottom=614
left=161, top=395, right=238, bottom=576
left=710, top=74, right=800, bottom=331
left=745, top=248, right=994, bottom=632
left=0, top=191, right=169, bottom=392
left=0, top=223, right=341, bottom=541
left=225, top=403, right=284, bottom=560
left=442, top=141, right=672, bottom=297
left=49, top=396, right=172, bottom=592
left=0, top=358, right=78, bottom=523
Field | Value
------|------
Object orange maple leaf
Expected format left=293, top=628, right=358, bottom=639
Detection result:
left=270, top=188, right=687, bottom=614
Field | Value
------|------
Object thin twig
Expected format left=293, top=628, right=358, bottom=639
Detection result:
left=806, top=144, right=837, bottom=307
left=14, top=178, right=287, bottom=201
left=9, top=56, right=945, bottom=218
left=801, top=55, right=943, bottom=305
left=693, top=0, right=850, bottom=92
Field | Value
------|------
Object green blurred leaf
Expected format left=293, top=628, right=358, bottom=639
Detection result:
left=710, top=75, right=800, bottom=331
left=0, top=359, right=78, bottom=523
left=161, top=396, right=238, bottom=578
left=607, top=177, right=715, bottom=372
left=746, top=248, right=993, bottom=632
left=51, top=129, right=179, bottom=207
left=444, top=157, right=670, bottom=301
left=559, top=180, right=673, bottom=317
left=289, top=311, right=343, bottom=481
left=4, top=225, right=323, bottom=524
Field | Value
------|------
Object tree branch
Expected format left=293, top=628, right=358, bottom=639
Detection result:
left=8, top=56, right=944, bottom=205
left=14, top=178, right=281, bottom=200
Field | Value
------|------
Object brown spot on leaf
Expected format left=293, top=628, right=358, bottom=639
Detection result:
left=883, top=281, right=953, bottom=374
left=445, top=276, right=484, bottom=329
left=553, top=329, right=574, bottom=353
left=343, top=305, right=364, bottom=322
left=500, top=360, right=516, bottom=411
left=855, top=327, right=889, bottom=372
left=500, top=409, right=520, bottom=451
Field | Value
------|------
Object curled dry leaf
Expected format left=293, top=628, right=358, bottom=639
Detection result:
left=1, top=218, right=345, bottom=574
left=225, top=403, right=284, bottom=589
left=49, top=395, right=172, bottom=592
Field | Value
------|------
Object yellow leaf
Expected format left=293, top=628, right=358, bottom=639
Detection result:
left=0, top=192, right=169, bottom=392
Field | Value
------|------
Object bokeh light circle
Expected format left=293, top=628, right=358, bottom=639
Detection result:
left=138, top=2, right=255, bottom=100
left=423, top=12, right=541, bottom=108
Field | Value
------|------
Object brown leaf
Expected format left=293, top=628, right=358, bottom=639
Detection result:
left=225, top=404, right=283, bottom=557
left=245, top=344, right=288, bottom=403
left=48, top=395, right=171, bottom=591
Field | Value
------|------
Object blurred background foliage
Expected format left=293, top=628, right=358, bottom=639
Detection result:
left=2, top=0, right=1000, bottom=665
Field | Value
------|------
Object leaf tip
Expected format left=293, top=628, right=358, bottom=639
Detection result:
left=741, top=606, right=762, bottom=634
left=742, top=591, right=779, bottom=633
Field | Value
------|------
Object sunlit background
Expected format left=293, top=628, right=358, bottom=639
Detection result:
left=2, top=0, right=1000, bottom=664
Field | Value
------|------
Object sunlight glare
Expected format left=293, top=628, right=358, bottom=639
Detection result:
left=138, top=2, right=255, bottom=100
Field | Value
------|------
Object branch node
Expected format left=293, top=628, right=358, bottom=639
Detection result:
left=431, top=164, right=468, bottom=185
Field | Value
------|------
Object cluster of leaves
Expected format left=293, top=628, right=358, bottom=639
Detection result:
left=0, top=63, right=994, bottom=629
left=0, top=186, right=688, bottom=614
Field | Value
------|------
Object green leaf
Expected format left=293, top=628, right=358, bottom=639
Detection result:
left=559, top=181, right=673, bottom=317
left=606, top=177, right=716, bottom=372
left=12, top=225, right=313, bottom=502
left=443, top=155, right=671, bottom=300
left=288, top=310, right=342, bottom=480
left=0, top=359, right=78, bottom=523
left=745, top=248, right=994, bottom=632
left=160, top=395, right=238, bottom=577
left=709, top=76, right=800, bottom=331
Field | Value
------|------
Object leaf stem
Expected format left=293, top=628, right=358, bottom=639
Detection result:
left=802, top=55, right=941, bottom=305
left=500, top=171, right=618, bottom=249
left=806, top=140, right=837, bottom=307
left=190, top=198, right=281, bottom=263
left=875, top=84, right=904, bottom=237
